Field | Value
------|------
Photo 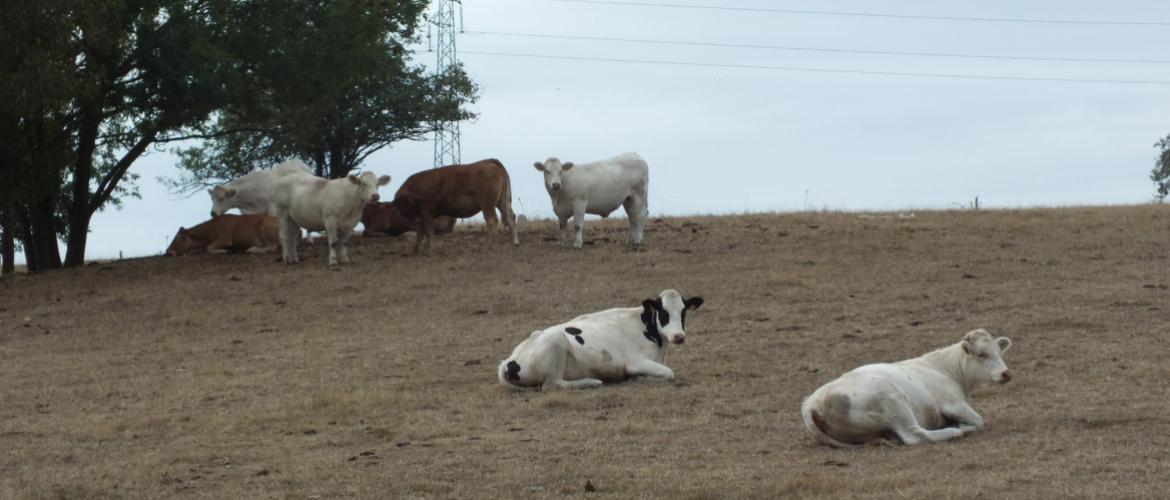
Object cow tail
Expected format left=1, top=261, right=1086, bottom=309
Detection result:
left=800, top=395, right=861, bottom=449
left=495, top=159, right=513, bottom=208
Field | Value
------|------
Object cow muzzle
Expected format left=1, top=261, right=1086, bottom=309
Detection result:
left=998, top=370, right=1012, bottom=384
left=369, top=193, right=380, bottom=203
left=671, top=335, right=686, bottom=345
left=550, top=183, right=561, bottom=191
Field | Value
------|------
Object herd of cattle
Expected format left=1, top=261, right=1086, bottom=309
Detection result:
left=165, top=153, right=650, bottom=259
left=163, top=154, right=1014, bottom=448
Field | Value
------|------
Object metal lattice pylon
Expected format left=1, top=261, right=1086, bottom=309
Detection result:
left=432, top=0, right=460, bottom=168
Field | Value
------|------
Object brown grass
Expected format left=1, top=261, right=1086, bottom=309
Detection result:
left=2, top=205, right=1169, bottom=499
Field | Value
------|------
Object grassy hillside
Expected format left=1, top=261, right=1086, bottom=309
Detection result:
left=2, top=206, right=1168, bottom=498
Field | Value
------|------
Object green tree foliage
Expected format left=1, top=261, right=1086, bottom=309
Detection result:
left=1, top=0, right=473, bottom=271
left=172, top=0, right=478, bottom=184
left=1152, top=135, right=1170, bottom=201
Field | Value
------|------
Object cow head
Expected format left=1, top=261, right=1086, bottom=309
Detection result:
left=347, top=172, right=391, bottom=205
left=959, top=329, right=1013, bottom=385
left=641, top=289, right=704, bottom=346
left=209, top=186, right=238, bottom=217
left=165, top=227, right=192, bottom=256
left=534, top=157, right=574, bottom=193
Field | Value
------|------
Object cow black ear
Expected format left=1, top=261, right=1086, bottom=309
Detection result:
left=685, top=297, right=704, bottom=310
left=641, top=299, right=657, bottom=310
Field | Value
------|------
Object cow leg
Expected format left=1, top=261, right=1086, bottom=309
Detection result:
left=279, top=214, right=300, bottom=264
left=556, top=215, right=570, bottom=246
left=206, top=237, right=232, bottom=254
left=882, top=395, right=965, bottom=445
left=623, top=195, right=648, bottom=249
left=324, top=217, right=340, bottom=265
left=337, top=227, right=353, bottom=264
left=498, top=198, right=519, bottom=246
left=571, top=201, right=587, bottom=249
left=481, top=202, right=499, bottom=249
left=625, top=359, right=675, bottom=381
left=941, top=402, right=986, bottom=434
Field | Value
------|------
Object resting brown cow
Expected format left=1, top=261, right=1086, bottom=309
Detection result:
left=165, top=214, right=281, bottom=256
left=361, top=201, right=456, bottom=237
left=392, top=159, right=520, bottom=254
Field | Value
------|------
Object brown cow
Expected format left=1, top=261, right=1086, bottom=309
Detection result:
left=392, top=158, right=520, bottom=254
left=165, top=214, right=281, bottom=256
left=361, top=201, right=456, bottom=237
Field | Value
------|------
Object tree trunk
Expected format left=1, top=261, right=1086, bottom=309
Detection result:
left=63, top=106, right=102, bottom=267
left=1, top=174, right=14, bottom=275
left=15, top=200, right=59, bottom=272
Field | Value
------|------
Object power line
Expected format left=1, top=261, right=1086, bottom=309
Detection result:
left=461, top=50, right=1170, bottom=85
left=545, top=0, right=1170, bottom=26
left=465, top=30, right=1170, bottom=65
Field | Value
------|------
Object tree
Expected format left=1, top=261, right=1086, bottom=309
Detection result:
left=171, top=0, right=477, bottom=186
left=1, top=1, right=234, bottom=270
left=1153, top=134, right=1170, bottom=201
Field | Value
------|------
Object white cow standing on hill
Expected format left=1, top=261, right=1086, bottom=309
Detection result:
left=271, top=170, right=390, bottom=265
left=498, top=289, right=703, bottom=390
left=208, top=159, right=312, bottom=217
left=534, top=152, right=649, bottom=249
left=801, top=329, right=1014, bottom=447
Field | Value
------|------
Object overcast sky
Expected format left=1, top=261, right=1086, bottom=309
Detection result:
left=64, top=0, right=1170, bottom=262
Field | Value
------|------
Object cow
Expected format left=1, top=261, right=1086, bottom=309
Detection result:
left=209, top=159, right=312, bottom=217
left=498, top=289, right=704, bottom=390
left=165, top=214, right=281, bottom=256
left=800, top=329, right=1014, bottom=448
left=272, top=170, right=391, bottom=265
left=361, top=201, right=456, bottom=237
left=533, top=152, right=649, bottom=249
left=391, top=159, right=519, bottom=254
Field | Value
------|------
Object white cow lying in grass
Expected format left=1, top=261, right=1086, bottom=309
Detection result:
left=801, top=328, right=1014, bottom=447
left=534, top=152, right=649, bottom=249
left=499, top=289, right=703, bottom=390
left=272, top=171, right=390, bottom=265
left=209, top=159, right=312, bottom=217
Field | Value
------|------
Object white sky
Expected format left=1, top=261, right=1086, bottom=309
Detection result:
left=55, top=0, right=1170, bottom=262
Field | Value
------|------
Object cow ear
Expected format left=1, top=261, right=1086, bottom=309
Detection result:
left=684, top=297, right=704, bottom=310
left=347, top=174, right=361, bottom=185
left=533, top=161, right=544, bottom=171
left=378, top=175, right=391, bottom=186
left=961, top=340, right=974, bottom=356
left=996, top=337, right=1012, bottom=353
left=562, top=162, right=574, bottom=171
left=641, top=298, right=657, bottom=311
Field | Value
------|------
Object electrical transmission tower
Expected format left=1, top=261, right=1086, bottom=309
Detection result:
left=431, top=0, right=461, bottom=168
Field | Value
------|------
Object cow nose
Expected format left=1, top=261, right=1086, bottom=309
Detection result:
left=370, top=193, right=380, bottom=202
left=210, top=211, right=216, bottom=218
left=672, top=335, right=686, bottom=345
left=1000, top=370, right=1012, bottom=383
left=551, top=183, right=561, bottom=191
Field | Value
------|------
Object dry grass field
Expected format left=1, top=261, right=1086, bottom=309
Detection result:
left=2, top=205, right=1169, bottom=499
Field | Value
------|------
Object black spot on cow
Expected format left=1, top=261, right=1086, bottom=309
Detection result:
left=574, top=335, right=585, bottom=345
left=565, top=327, right=582, bottom=335
left=505, top=361, right=521, bottom=381
left=641, top=299, right=664, bottom=348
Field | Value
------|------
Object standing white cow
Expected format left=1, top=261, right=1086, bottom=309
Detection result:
left=800, top=329, right=1014, bottom=447
left=209, top=159, right=312, bottom=217
left=271, top=171, right=391, bottom=265
left=498, top=289, right=703, bottom=390
left=534, top=152, right=649, bottom=249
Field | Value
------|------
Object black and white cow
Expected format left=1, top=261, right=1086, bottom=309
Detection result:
left=498, top=289, right=704, bottom=390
